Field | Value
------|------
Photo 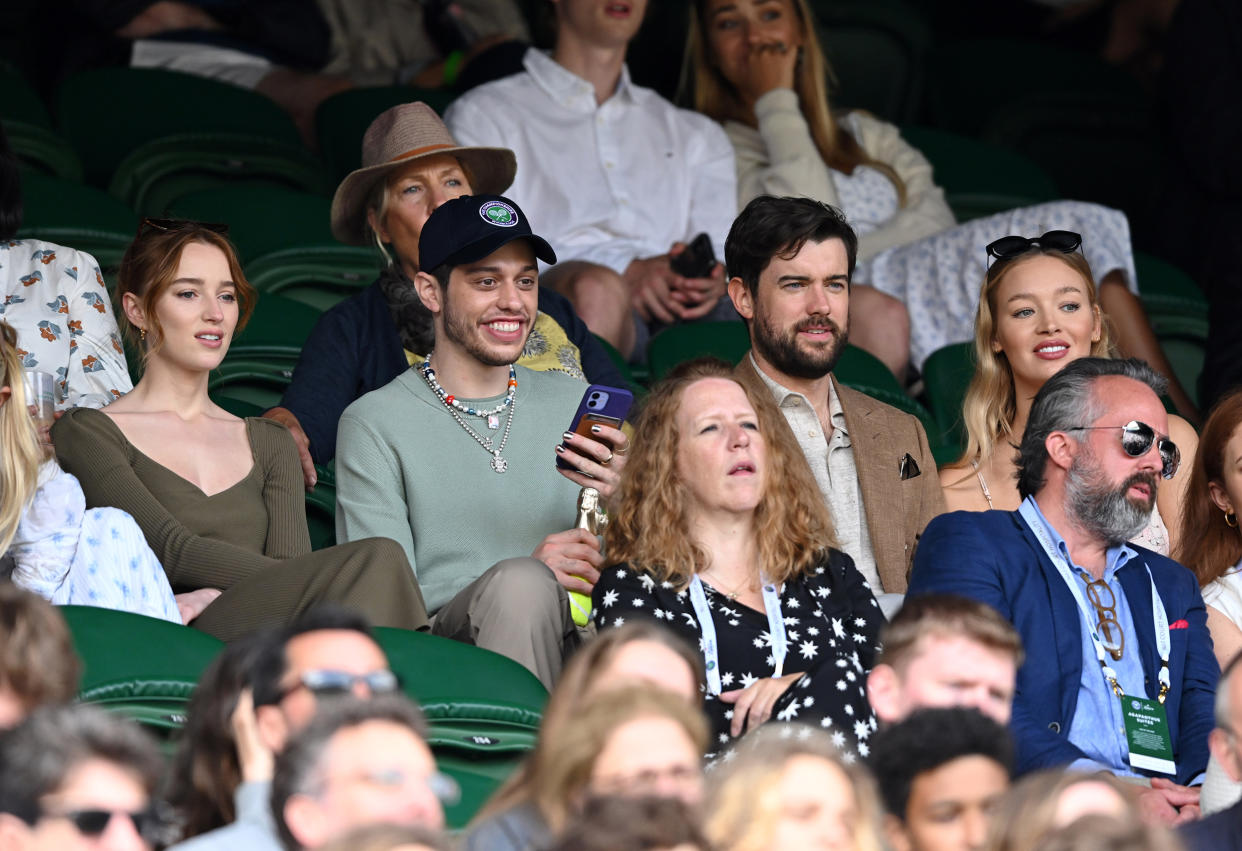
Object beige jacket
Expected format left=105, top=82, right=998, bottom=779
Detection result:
left=736, top=357, right=945, bottom=593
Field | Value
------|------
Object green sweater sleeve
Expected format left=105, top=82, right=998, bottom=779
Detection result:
left=52, top=408, right=278, bottom=591
left=250, top=418, right=313, bottom=559
left=335, top=410, right=418, bottom=574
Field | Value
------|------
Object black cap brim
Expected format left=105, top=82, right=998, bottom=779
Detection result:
left=442, top=232, right=558, bottom=270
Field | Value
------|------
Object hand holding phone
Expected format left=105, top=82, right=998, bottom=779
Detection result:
left=669, top=233, right=717, bottom=279
left=555, top=384, right=634, bottom=473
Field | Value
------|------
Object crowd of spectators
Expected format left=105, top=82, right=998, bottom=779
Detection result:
left=4, top=0, right=1242, bottom=849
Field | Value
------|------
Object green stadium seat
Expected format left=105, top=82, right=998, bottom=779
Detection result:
left=17, top=170, right=139, bottom=272
left=645, top=321, right=751, bottom=382
left=226, top=291, right=321, bottom=360
left=1135, top=252, right=1208, bottom=321
left=899, top=126, right=1058, bottom=222
left=373, top=627, right=546, bottom=828
left=207, top=360, right=296, bottom=411
left=108, top=134, right=329, bottom=218
left=811, top=0, right=932, bottom=124
left=170, top=185, right=377, bottom=310
left=315, top=86, right=457, bottom=185
left=56, top=68, right=306, bottom=188
left=835, top=345, right=936, bottom=436
left=921, top=342, right=976, bottom=454
left=927, top=38, right=1144, bottom=138
left=61, top=605, right=223, bottom=735
left=304, top=483, right=337, bottom=551
left=1, top=64, right=83, bottom=180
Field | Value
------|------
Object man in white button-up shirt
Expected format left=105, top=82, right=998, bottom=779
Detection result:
left=445, top=0, right=738, bottom=360
left=727, top=196, right=944, bottom=607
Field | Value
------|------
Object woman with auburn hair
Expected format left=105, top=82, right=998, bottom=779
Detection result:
left=2, top=321, right=179, bottom=621
left=938, top=233, right=1198, bottom=556
left=464, top=686, right=709, bottom=851
left=705, top=726, right=886, bottom=851
left=593, top=358, right=883, bottom=758
left=52, top=220, right=428, bottom=640
left=1175, top=391, right=1242, bottom=667
left=684, top=0, right=1195, bottom=419
left=465, top=622, right=702, bottom=850
left=0, top=583, right=80, bottom=729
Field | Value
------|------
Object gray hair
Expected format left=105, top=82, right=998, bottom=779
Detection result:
left=0, top=704, right=163, bottom=825
left=1016, top=358, right=1167, bottom=500
left=271, top=694, right=429, bottom=851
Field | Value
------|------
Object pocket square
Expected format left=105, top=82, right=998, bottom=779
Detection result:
left=899, top=453, right=921, bottom=480
left=1169, top=619, right=1189, bottom=630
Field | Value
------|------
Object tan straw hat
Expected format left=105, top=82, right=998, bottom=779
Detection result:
left=329, top=102, right=517, bottom=246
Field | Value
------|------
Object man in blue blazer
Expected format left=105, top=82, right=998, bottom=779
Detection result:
left=910, top=357, right=1216, bottom=824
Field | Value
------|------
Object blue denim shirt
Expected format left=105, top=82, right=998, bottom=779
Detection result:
left=1020, top=497, right=1146, bottom=776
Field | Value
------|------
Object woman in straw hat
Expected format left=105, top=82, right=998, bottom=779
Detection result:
left=264, top=102, right=623, bottom=487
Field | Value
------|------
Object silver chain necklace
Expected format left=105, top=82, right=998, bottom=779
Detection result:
left=418, top=356, right=516, bottom=473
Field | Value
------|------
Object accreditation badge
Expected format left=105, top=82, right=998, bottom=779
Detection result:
left=1123, top=695, right=1176, bottom=775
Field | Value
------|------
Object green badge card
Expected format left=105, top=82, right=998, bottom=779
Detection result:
left=1123, top=696, right=1176, bottom=775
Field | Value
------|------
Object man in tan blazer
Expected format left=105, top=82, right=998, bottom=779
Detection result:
left=726, top=196, right=944, bottom=605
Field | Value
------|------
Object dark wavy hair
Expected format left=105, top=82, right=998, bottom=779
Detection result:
left=724, top=195, right=858, bottom=299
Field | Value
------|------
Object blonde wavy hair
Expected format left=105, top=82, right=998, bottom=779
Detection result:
left=497, top=686, right=708, bottom=836
left=705, top=726, right=886, bottom=851
left=957, top=250, right=1112, bottom=467
left=0, top=321, right=43, bottom=554
left=605, top=358, right=836, bottom=588
left=684, top=0, right=906, bottom=205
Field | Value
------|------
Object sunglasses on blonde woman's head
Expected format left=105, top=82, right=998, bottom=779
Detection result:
left=1063, top=420, right=1181, bottom=479
left=985, top=230, right=1082, bottom=268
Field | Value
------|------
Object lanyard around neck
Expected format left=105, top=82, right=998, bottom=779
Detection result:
left=1019, top=500, right=1171, bottom=703
left=688, top=574, right=788, bottom=696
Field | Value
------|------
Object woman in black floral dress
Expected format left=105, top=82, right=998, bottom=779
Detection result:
left=593, top=359, right=885, bottom=760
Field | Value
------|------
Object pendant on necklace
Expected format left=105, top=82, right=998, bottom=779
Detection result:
left=491, top=453, right=508, bottom=473
left=487, top=414, right=500, bottom=430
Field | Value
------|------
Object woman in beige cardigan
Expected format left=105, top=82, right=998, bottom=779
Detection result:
left=686, top=0, right=1193, bottom=420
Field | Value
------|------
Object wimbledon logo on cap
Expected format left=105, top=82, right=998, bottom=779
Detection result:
left=480, top=200, right=519, bottom=228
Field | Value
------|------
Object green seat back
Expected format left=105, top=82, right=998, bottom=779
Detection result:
left=315, top=87, right=457, bottom=185
left=7, top=122, right=84, bottom=181
left=304, top=483, right=337, bottom=551
left=646, top=321, right=751, bottom=381
left=56, top=67, right=305, bottom=187
left=812, top=0, right=932, bottom=124
left=207, top=360, right=297, bottom=410
left=373, top=628, right=546, bottom=827
left=921, top=342, right=976, bottom=454
left=899, top=126, right=1057, bottom=222
left=18, top=170, right=138, bottom=272
left=245, top=248, right=378, bottom=311
left=835, top=346, right=936, bottom=436
left=1135, top=252, right=1207, bottom=320
left=109, top=134, right=329, bottom=217
left=169, top=185, right=336, bottom=262
left=229, top=292, right=322, bottom=357
left=61, top=605, right=222, bottom=735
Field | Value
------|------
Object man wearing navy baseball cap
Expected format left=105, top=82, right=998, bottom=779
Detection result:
left=334, top=195, right=628, bottom=687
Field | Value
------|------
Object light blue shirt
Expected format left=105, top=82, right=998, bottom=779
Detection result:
left=1021, top=497, right=1147, bottom=777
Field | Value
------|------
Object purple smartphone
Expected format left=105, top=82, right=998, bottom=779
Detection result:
left=556, top=384, right=635, bottom=471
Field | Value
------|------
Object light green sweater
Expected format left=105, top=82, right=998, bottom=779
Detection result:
left=336, top=365, right=585, bottom=612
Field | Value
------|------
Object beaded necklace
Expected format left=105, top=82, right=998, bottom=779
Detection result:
left=419, top=354, right=517, bottom=430
left=418, top=354, right=517, bottom=474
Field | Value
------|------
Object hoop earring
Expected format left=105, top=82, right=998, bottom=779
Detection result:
left=1227, top=509, right=1238, bottom=529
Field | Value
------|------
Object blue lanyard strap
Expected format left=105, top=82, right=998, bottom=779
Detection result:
left=688, top=574, right=788, bottom=696
left=1019, top=500, right=1171, bottom=703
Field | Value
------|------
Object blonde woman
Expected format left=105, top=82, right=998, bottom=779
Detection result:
left=937, top=233, right=1198, bottom=555
left=463, top=686, right=708, bottom=851
left=705, top=726, right=886, bottom=851
left=1, top=321, right=179, bottom=621
left=593, top=359, right=883, bottom=757
left=685, top=0, right=1194, bottom=419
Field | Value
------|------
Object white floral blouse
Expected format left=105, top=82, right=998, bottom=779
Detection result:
left=1, top=238, right=131, bottom=408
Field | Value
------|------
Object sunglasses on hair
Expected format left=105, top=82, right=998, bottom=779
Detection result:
left=1063, top=420, right=1181, bottom=479
left=276, top=669, right=401, bottom=702
left=137, top=217, right=230, bottom=237
left=985, top=230, right=1082, bottom=266
left=41, top=807, right=157, bottom=838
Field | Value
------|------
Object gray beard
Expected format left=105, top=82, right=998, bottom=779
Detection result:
left=1064, top=454, right=1154, bottom=546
